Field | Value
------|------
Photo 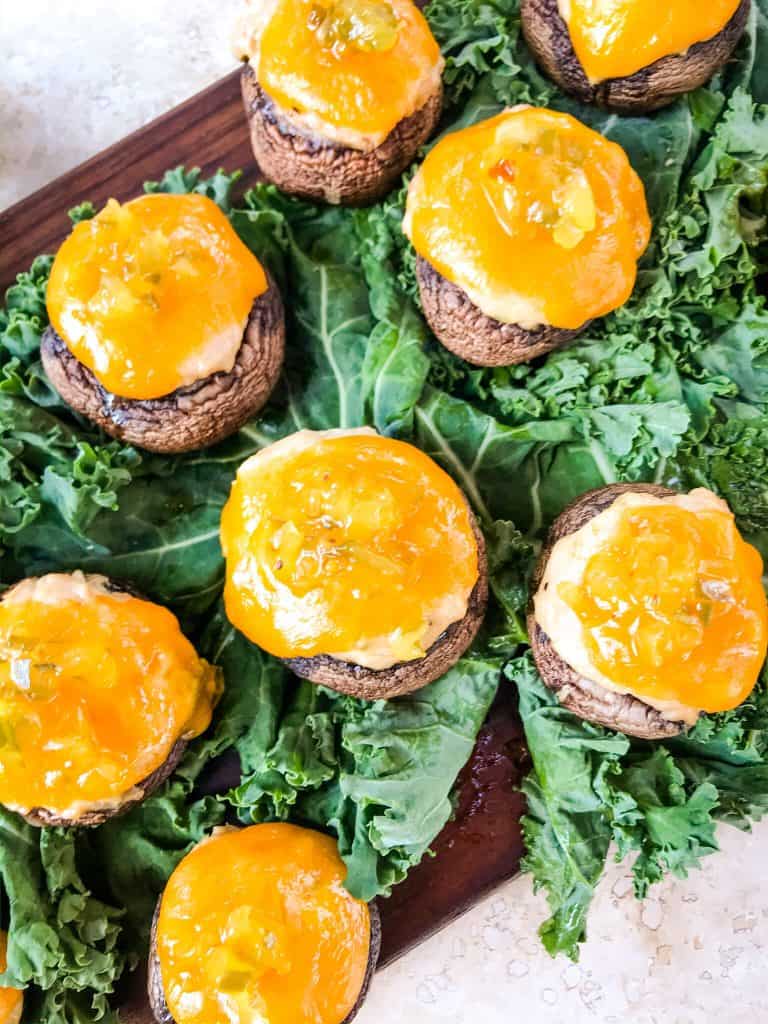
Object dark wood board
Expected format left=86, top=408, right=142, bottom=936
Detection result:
left=0, top=66, right=529, bottom=1013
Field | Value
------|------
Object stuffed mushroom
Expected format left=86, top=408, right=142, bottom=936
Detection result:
left=0, top=572, right=221, bottom=826
left=235, top=0, right=444, bottom=205
left=0, top=933, right=23, bottom=1024
left=42, top=193, right=285, bottom=453
left=403, top=106, right=651, bottom=366
left=148, top=823, right=380, bottom=1024
left=521, top=0, right=751, bottom=113
left=528, top=484, right=768, bottom=739
left=220, top=428, right=488, bottom=698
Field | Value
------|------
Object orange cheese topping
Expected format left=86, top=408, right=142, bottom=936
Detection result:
left=245, top=0, right=443, bottom=149
left=559, top=0, right=742, bottom=83
left=0, top=573, right=221, bottom=818
left=47, top=193, right=267, bottom=401
left=403, top=107, right=650, bottom=330
left=559, top=499, right=768, bottom=712
left=157, top=824, right=371, bottom=1024
left=220, top=430, right=479, bottom=665
left=0, top=934, right=23, bottom=1024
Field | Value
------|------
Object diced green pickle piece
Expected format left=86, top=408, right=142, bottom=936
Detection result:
left=308, top=0, right=399, bottom=54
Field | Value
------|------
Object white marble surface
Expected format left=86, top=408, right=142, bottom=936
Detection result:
left=0, top=0, right=240, bottom=209
left=3, top=3, right=768, bottom=1021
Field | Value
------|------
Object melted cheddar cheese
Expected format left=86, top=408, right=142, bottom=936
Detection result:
left=0, top=934, right=23, bottom=1024
left=47, top=194, right=267, bottom=400
left=157, top=824, right=371, bottom=1024
left=403, top=106, right=650, bottom=330
left=236, top=0, right=443, bottom=150
left=534, top=490, right=768, bottom=718
left=220, top=429, right=479, bottom=668
left=0, top=573, right=221, bottom=819
left=558, top=0, right=742, bottom=84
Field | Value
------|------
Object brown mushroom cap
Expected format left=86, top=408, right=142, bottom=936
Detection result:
left=241, top=65, right=443, bottom=206
left=527, top=482, right=690, bottom=740
left=40, top=276, right=285, bottom=454
left=416, top=256, right=589, bottom=367
left=148, top=890, right=382, bottom=1024
left=8, top=575, right=199, bottom=828
left=521, top=0, right=751, bottom=114
left=286, top=506, right=489, bottom=699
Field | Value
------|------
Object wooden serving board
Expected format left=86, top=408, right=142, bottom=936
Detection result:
left=0, top=66, right=528, bottom=1005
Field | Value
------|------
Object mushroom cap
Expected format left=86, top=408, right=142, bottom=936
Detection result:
left=527, top=482, right=689, bottom=740
left=147, top=891, right=382, bottom=1024
left=521, top=0, right=751, bottom=114
left=416, top=257, right=589, bottom=367
left=241, top=66, right=443, bottom=206
left=12, top=575, right=198, bottom=828
left=286, top=506, right=489, bottom=699
left=40, top=275, right=285, bottom=454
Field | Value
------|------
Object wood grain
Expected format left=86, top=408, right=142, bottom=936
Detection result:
left=0, top=65, right=528, bottom=1013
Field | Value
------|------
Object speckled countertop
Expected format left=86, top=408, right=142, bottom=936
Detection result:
left=3, top=3, right=768, bottom=1021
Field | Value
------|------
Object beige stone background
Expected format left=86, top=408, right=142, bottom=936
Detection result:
left=2, top=2, right=768, bottom=1021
